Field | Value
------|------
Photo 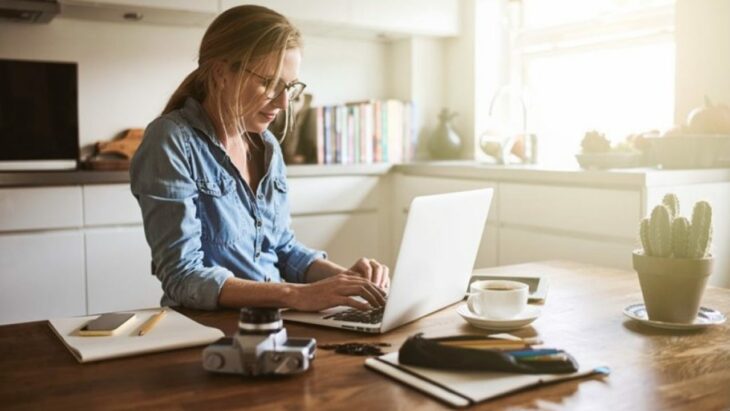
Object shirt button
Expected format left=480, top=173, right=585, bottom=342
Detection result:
left=255, top=251, right=261, bottom=258
left=257, top=193, right=263, bottom=200
left=256, top=220, right=262, bottom=228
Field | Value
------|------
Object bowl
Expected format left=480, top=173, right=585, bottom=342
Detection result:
left=646, top=135, right=730, bottom=169
left=575, top=152, right=643, bottom=169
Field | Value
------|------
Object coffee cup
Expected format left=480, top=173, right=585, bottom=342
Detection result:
left=467, top=280, right=529, bottom=320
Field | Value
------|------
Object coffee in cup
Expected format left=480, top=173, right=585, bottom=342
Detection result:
left=467, top=280, right=529, bottom=319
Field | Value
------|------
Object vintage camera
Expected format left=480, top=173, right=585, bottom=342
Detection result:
left=202, top=308, right=316, bottom=376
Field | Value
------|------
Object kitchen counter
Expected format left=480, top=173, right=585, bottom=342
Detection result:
left=2, top=161, right=730, bottom=188
left=395, top=161, right=730, bottom=188
left=0, top=163, right=393, bottom=188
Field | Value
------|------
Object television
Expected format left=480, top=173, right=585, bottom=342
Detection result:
left=0, top=58, right=78, bottom=170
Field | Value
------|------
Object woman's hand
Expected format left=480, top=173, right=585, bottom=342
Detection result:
left=348, top=257, right=390, bottom=290
left=289, top=273, right=387, bottom=312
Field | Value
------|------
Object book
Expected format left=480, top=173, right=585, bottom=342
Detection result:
left=365, top=352, right=609, bottom=408
left=48, top=307, right=224, bottom=363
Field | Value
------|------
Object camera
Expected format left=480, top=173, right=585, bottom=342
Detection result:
left=202, top=307, right=316, bottom=376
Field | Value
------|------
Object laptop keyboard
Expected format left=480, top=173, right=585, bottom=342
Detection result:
left=322, top=307, right=384, bottom=324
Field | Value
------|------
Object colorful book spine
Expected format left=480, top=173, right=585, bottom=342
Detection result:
left=309, top=99, right=413, bottom=165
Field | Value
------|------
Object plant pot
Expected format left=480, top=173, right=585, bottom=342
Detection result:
left=632, top=251, right=714, bottom=323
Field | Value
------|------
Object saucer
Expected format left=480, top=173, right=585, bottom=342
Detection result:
left=623, top=303, right=727, bottom=330
left=456, top=304, right=541, bottom=331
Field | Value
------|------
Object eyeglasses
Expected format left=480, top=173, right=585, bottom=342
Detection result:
left=245, top=69, right=306, bottom=101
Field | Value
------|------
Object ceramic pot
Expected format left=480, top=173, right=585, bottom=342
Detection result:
left=632, top=250, right=713, bottom=323
left=428, top=109, right=462, bottom=159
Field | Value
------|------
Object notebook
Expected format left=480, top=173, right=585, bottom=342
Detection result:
left=365, top=352, right=609, bottom=407
left=48, top=308, right=224, bottom=363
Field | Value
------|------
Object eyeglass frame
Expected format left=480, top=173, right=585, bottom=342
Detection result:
left=245, top=69, right=306, bottom=101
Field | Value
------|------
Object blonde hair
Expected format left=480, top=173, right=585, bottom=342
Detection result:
left=163, top=5, right=301, bottom=141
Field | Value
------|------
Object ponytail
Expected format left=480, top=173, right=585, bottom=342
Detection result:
left=162, top=67, right=206, bottom=114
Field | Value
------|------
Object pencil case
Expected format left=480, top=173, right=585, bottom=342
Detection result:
left=398, top=333, right=579, bottom=374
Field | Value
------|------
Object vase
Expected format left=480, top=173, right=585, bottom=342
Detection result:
left=428, top=109, right=462, bottom=159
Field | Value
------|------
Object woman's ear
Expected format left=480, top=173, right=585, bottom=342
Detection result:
left=211, top=60, right=229, bottom=89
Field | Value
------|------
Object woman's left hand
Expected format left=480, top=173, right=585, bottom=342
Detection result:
left=348, top=257, right=390, bottom=290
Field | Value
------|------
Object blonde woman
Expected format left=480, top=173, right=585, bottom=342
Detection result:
left=131, top=5, right=389, bottom=312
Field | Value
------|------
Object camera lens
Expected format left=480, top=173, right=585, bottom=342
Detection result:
left=238, top=307, right=282, bottom=334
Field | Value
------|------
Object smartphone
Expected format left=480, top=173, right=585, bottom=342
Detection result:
left=78, top=312, right=136, bottom=336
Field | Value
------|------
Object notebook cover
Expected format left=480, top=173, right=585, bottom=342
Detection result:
left=365, top=352, right=609, bottom=407
left=48, top=307, right=224, bottom=363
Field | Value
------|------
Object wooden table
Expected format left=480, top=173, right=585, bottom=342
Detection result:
left=2, top=261, right=729, bottom=410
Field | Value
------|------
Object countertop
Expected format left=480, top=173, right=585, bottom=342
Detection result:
left=2, top=161, right=730, bottom=188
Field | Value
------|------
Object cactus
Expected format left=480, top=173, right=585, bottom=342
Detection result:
left=662, top=193, right=680, bottom=219
left=639, top=218, right=652, bottom=256
left=687, top=201, right=713, bottom=259
left=672, top=217, right=690, bottom=258
left=649, top=205, right=673, bottom=257
left=638, top=194, right=713, bottom=260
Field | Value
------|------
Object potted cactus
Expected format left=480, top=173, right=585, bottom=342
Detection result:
left=633, top=193, right=714, bottom=323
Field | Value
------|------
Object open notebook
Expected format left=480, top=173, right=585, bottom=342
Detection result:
left=49, top=308, right=224, bottom=363
left=365, top=352, right=609, bottom=407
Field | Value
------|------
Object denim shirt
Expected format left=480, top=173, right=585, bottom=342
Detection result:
left=130, top=97, right=326, bottom=310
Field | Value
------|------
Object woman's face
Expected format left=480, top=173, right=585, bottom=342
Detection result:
left=236, top=47, right=302, bottom=134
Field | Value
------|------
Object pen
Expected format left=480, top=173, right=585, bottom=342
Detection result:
left=138, top=309, right=167, bottom=336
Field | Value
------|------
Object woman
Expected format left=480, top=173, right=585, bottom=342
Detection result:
left=130, top=5, right=389, bottom=312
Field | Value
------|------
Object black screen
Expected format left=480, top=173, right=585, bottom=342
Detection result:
left=0, top=59, right=79, bottom=161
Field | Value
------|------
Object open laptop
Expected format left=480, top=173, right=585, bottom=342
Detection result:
left=281, top=188, right=493, bottom=334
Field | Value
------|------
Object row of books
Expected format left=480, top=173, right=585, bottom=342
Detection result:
left=308, top=99, right=416, bottom=164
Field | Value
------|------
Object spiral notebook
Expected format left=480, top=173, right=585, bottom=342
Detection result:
left=365, top=352, right=609, bottom=407
left=48, top=308, right=224, bottom=363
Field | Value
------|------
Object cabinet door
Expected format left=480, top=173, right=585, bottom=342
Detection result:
left=85, top=227, right=161, bottom=314
left=499, top=183, right=640, bottom=240
left=83, top=184, right=142, bottom=226
left=0, top=231, right=86, bottom=325
left=0, top=186, right=82, bottom=232
left=223, top=0, right=458, bottom=37
left=499, top=227, right=635, bottom=270
left=291, top=213, right=380, bottom=268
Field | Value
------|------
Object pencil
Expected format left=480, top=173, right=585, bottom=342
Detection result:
left=138, top=309, right=167, bottom=336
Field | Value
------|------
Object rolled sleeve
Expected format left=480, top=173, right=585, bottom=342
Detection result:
left=130, top=118, right=233, bottom=310
left=276, top=228, right=326, bottom=283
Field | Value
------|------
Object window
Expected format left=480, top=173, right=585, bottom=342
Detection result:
left=508, top=0, right=676, bottom=166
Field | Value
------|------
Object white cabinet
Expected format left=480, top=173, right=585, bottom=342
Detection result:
left=499, top=183, right=640, bottom=240
left=223, top=0, right=459, bottom=37
left=499, top=227, right=635, bottom=270
left=0, top=186, right=82, bottom=232
left=0, top=231, right=86, bottom=325
left=291, top=213, right=380, bottom=267
left=83, top=184, right=142, bottom=226
left=60, top=0, right=218, bottom=26
left=85, top=227, right=160, bottom=314
left=288, top=176, right=380, bottom=215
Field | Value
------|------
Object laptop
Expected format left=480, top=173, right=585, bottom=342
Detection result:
left=281, top=188, right=493, bottom=334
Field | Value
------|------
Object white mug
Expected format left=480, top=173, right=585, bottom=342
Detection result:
left=467, top=280, right=529, bottom=320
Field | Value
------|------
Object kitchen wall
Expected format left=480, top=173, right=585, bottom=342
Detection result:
left=0, top=17, right=390, bottom=148
left=675, top=0, right=730, bottom=122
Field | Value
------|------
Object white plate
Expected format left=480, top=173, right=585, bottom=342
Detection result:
left=623, top=303, right=727, bottom=330
left=456, top=304, right=541, bottom=331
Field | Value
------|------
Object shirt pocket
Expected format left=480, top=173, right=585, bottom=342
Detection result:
left=195, top=175, right=249, bottom=245
left=272, top=176, right=291, bottom=230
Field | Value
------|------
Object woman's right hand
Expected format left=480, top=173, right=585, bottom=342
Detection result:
left=289, top=273, right=387, bottom=312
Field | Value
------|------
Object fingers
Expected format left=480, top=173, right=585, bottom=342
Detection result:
left=338, top=296, right=371, bottom=311
left=341, top=282, right=386, bottom=307
left=352, top=258, right=373, bottom=281
left=382, top=265, right=391, bottom=290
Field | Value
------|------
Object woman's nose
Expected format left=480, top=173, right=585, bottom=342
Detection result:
left=271, top=90, right=288, bottom=109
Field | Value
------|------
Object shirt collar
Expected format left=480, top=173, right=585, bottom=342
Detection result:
left=180, top=96, right=279, bottom=153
